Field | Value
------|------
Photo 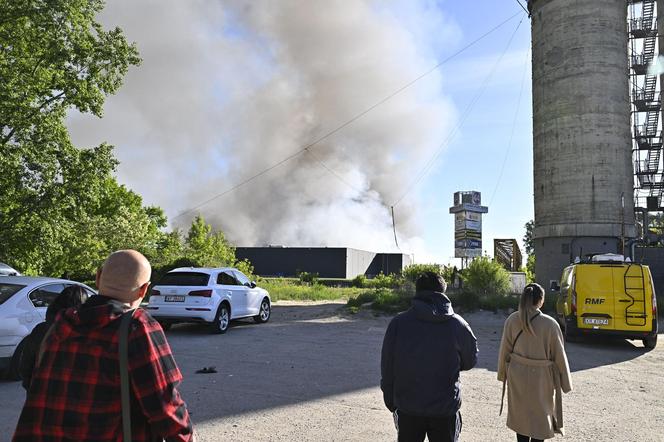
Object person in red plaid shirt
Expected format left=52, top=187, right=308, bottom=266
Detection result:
left=13, top=250, right=194, bottom=442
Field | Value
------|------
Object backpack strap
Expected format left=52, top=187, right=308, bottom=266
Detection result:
left=119, top=309, right=136, bottom=442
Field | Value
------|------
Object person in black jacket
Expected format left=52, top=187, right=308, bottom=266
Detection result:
left=19, top=285, right=87, bottom=390
left=381, top=271, right=478, bottom=442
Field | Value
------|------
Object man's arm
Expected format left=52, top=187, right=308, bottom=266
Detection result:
left=456, top=316, right=478, bottom=371
left=380, top=319, right=397, bottom=412
left=128, top=313, right=193, bottom=442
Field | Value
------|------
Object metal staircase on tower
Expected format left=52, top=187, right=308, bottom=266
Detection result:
left=629, top=0, right=664, bottom=209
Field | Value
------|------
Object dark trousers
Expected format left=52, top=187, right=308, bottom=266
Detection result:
left=517, top=434, right=543, bottom=442
left=394, top=410, right=461, bottom=442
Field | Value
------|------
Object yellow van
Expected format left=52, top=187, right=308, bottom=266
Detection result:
left=554, top=254, right=658, bottom=349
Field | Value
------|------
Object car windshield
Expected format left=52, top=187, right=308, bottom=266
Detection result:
left=158, top=272, right=210, bottom=286
left=0, top=283, right=27, bottom=305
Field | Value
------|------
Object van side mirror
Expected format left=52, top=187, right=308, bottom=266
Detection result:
left=249, top=281, right=257, bottom=288
left=549, top=281, right=560, bottom=292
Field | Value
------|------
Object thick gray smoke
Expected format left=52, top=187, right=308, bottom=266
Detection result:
left=68, top=0, right=457, bottom=254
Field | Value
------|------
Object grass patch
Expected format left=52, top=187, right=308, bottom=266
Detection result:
left=259, top=279, right=373, bottom=302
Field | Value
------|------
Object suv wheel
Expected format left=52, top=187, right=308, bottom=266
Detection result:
left=254, top=299, right=271, bottom=323
left=212, top=304, right=230, bottom=334
left=643, top=335, right=657, bottom=349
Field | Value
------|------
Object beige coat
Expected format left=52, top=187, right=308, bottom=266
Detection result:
left=497, top=310, right=572, bottom=440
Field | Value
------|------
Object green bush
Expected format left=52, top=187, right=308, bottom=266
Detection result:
left=402, top=263, right=443, bottom=283
left=351, top=274, right=367, bottom=288
left=370, top=272, right=399, bottom=288
left=462, top=256, right=511, bottom=297
left=297, top=271, right=319, bottom=285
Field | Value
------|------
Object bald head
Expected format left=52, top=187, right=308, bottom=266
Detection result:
left=97, top=250, right=151, bottom=303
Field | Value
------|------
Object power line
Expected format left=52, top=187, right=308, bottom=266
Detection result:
left=488, top=46, right=531, bottom=206
left=514, top=0, right=529, bottom=16
left=392, top=14, right=526, bottom=208
left=171, top=10, right=524, bottom=222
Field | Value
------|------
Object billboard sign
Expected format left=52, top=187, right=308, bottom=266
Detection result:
left=451, top=191, right=487, bottom=259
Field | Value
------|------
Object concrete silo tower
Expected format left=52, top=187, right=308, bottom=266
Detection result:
left=528, top=0, right=636, bottom=288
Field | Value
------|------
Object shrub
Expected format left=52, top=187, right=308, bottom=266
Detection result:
left=352, top=274, right=367, bottom=288
left=370, top=272, right=399, bottom=289
left=462, top=257, right=511, bottom=297
left=402, top=263, right=443, bottom=284
left=297, top=271, right=319, bottom=285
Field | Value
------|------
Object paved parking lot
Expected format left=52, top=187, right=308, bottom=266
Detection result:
left=1, top=301, right=663, bottom=441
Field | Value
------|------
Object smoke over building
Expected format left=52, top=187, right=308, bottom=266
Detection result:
left=67, top=1, right=458, bottom=254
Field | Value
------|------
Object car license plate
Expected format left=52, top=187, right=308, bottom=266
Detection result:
left=164, top=295, right=185, bottom=302
left=584, top=317, right=609, bottom=326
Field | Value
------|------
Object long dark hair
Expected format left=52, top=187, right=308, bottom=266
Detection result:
left=46, top=285, right=87, bottom=322
left=519, top=283, right=545, bottom=335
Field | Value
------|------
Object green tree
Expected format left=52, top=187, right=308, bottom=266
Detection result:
left=0, top=0, right=142, bottom=276
left=462, top=256, right=511, bottom=297
left=183, top=215, right=236, bottom=268
left=523, top=220, right=534, bottom=255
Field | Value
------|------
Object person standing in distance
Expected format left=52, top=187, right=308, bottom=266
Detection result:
left=381, top=271, right=478, bottom=442
left=497, top=283, right=572, bottom=442
left=13, top=250, right=194, bottom=442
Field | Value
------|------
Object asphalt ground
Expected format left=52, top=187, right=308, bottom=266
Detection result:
left=1, top=301, right=662, bottom=441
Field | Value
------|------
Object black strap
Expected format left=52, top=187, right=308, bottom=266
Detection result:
left=512, top=311, right=541, bottom=348
left=119, top=310, right=135, bottom=442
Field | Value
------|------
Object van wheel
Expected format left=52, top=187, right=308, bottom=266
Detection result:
left=643, top=335, right=657, bottom=349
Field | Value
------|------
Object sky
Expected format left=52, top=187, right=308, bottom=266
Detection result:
left=67, top=0, right=533, bottom=267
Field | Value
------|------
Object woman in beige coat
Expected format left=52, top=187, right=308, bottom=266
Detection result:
left=497, top=283, right=572, bottom=442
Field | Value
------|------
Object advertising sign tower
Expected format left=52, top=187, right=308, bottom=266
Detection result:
left=449, top=191, right=488, bottom=266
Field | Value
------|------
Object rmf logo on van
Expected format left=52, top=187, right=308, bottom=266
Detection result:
left=585, top=298, right=605, bottom=305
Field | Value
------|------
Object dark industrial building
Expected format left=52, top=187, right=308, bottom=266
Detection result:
left=235, top=247, right=412, bottom=279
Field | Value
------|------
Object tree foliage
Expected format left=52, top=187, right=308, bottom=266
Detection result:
left=462, top=256, right=511, bottom=297
left=0, top=2, right=255, bottom=281
left=523, top=220, right=534, bottom=255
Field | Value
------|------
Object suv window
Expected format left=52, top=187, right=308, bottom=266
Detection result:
left=29, top=283, right=66, bottom=308
left=217, top=272, right=240, bottom=286
left=233, top=271, right=251, bottom=286
left=158, top=272, right=210, bottom=286
left=0, top=283, right=27, bottom=305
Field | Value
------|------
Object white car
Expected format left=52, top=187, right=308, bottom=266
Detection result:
left=0, top=277, right=96, bottom=379
left=146, top=267, right=271, bottom=334
left=0, top=262, right=20, bottom=276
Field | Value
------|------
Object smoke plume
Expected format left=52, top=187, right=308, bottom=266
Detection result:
left=68, top=0, right=457, bottom=253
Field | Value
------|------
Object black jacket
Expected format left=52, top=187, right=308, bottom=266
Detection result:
left=380, top=290, right=478, bottom=416
left=19, top=320, right=52, bottom=390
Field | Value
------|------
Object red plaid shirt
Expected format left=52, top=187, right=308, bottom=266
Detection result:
left=13, top=295, right=193, bottom=442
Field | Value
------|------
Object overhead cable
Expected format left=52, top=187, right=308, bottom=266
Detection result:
left=488, top=46, right=531, bottom=206
left=391, top=14, right=526, bottom=208
left=171, top=10, right=525, bottom=222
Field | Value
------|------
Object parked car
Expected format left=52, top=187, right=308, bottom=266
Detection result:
left=0, top=262, right=20, bottom=276
left=0, top=276, right=96, bottom=379
left=146, top=267, right=271, bottom=334
left=553, top=253, right=658, bottom=348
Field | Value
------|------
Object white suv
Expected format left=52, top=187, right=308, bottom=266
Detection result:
left=146, top=267, right=271, bottom=334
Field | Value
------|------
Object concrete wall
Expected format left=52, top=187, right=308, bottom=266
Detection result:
left=529, top=0, right=635, bottom=288
left=633, top=246, right=664, bottom=298
left=535, top=236, right=621, bottom=288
